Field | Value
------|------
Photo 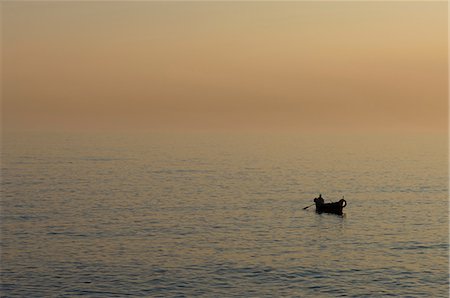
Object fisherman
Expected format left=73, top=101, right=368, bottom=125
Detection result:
left=314, top=194, right=324, bottom=204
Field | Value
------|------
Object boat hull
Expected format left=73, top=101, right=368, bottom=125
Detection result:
left=315, top=199, right=347, bottom=215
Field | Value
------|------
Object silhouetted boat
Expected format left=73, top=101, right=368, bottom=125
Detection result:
left=314, top=197, right=347, bottom=215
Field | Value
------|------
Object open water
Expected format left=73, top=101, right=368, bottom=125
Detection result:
left=1, top=132, right=448, bottom=297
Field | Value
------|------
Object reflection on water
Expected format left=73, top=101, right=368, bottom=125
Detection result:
left=1, top=132, right=448, bottom=297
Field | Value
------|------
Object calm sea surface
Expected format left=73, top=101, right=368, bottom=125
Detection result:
left=1, top=132, right=448, bottom=297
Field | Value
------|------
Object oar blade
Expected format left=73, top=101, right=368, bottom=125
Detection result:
left=303, top=203, right=314, bottom=210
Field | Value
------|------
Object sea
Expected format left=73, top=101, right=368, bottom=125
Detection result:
left=1, top=132, right=448, bottom=297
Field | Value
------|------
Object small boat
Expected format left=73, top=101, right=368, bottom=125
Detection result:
left=314, top=195, right=347, bottom=215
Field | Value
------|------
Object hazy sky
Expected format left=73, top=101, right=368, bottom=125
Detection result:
left=2, top=2, right=448, bottom=133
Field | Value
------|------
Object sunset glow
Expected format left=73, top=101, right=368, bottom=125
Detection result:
left=3, top=2, right=447, bottom=132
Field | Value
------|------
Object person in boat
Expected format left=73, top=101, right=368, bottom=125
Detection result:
left=314, top=194, right=324, bottom=205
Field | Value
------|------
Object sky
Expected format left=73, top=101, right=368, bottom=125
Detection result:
left=2, top=1, right=448, bottom=133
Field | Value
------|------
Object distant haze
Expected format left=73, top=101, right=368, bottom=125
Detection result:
left=2, top=2, right=448, bottom=133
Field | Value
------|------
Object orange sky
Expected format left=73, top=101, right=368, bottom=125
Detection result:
left=2, top=2, right=448, bottom=133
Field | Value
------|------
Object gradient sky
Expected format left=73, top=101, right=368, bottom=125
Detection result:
left=2, top=1, right=448, bottom=133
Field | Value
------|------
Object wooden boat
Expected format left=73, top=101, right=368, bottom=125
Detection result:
left=314, top=197, right=347, bottom=215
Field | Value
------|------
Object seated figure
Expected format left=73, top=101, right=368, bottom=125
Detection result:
left=314, top=194, right=324, bottom=204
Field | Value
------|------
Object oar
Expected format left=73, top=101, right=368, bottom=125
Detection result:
left=303, top=203, right=315, bottom=210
